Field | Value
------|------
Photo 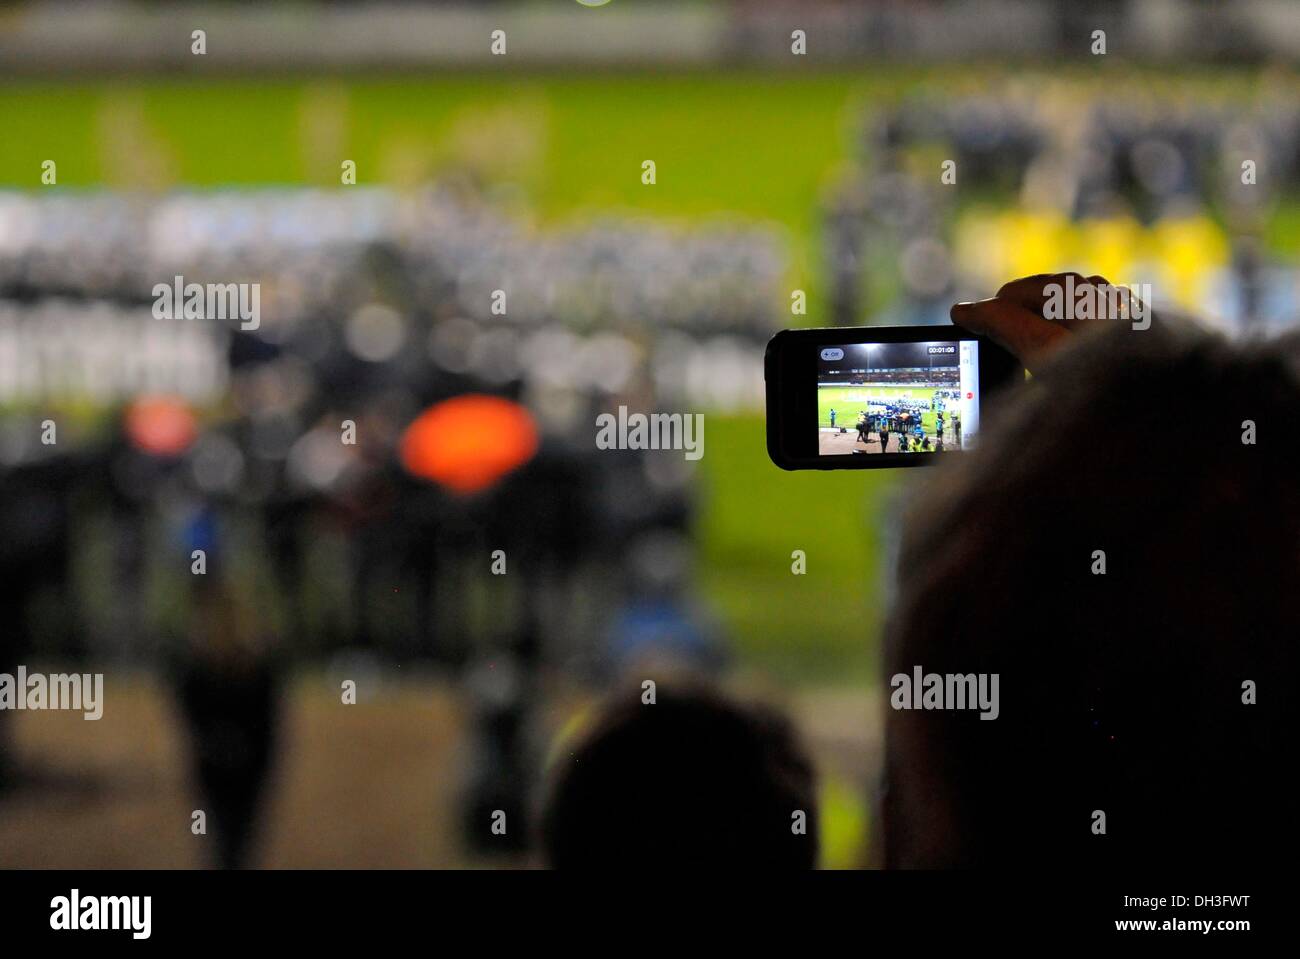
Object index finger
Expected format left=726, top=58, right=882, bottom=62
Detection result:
left=996, top=273, right=1109, bottom=331
left=951, top=297, right=1070, bottom=372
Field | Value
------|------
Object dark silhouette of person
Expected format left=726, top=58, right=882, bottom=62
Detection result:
left=541, top=680, right=818, bottom=868
left=173, top=573, right=282, bottom=869
left=0, top=446, right=93, bottom=790
left=882, top=274, right=1299, bottom=868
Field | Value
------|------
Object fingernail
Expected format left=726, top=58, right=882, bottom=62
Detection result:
left=951, top=301, right=975, bottom=321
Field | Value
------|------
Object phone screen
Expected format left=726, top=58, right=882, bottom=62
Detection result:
left=815, top=339, right=981, bottom=455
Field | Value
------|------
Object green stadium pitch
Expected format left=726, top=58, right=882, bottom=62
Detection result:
left=816, top=384, right=955, bottom=455
left=817, top=385, right=942, bottom=432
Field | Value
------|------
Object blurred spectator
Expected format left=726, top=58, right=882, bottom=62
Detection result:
left=173, top=571, right=283, bottom=870
left=883, top=304, right=1300, bottom=867
left=542, top=680, right=818, bottom=868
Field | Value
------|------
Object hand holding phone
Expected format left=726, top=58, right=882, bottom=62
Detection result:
left=765, top=325, right=1023, bottom=470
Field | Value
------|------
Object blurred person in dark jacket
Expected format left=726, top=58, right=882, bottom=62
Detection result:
left=882, top=274, right=1299, bottom=868
left=173, top=569, right=282, bottom=870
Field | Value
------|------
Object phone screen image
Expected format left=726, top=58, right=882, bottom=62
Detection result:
left=815, top=340, right=981, bottom=455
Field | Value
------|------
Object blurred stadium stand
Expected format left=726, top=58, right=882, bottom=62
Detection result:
left=1, top=1, right=1300, bottom=73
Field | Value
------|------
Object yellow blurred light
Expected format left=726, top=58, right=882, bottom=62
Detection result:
left=1153, top=214, right=1230, bottom=308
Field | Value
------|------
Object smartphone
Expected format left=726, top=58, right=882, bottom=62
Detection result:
left=765, top=325, right=1023, bottom=470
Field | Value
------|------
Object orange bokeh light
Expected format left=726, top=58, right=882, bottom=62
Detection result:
left=399, top=394, right=538, bottom=495
left=124, top=395, right=198, bottom=457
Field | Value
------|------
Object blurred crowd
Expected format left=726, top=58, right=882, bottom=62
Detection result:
left=0, top=181, right=786, bottom=862
left=0, top=181, right=787, bottom=671
left=824, top=83, right=1300, bottom=331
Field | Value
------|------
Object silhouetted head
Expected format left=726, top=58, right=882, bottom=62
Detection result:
left=542, top=681, right=818, bottom=868
left=884, top=321, right=1300, bottom=868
